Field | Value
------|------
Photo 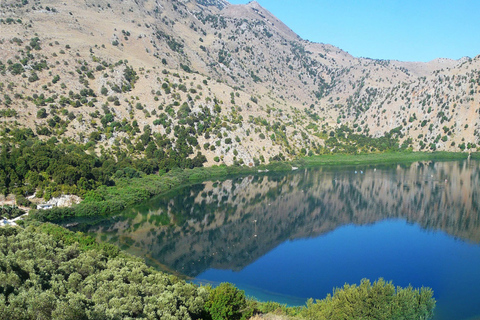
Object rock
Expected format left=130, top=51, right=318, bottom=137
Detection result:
left=45, top=195, right=82, bottom=208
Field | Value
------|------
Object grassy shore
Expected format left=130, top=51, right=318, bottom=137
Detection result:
left=299, top=151, right=473, bottom=167
left=29, top=151, right=477, bottom=221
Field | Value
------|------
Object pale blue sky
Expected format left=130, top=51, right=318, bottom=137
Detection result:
left=228, top=0, right=480, bottom=62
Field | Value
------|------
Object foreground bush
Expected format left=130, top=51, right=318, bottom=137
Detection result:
left=300, top=278, right=435, bottom=320
left=205, top=283, right=252, bottom=320
left=0, top=226, right=208, bottom=320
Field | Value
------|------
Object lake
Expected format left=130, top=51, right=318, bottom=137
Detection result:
left=69, top=160, right=480, bottom=320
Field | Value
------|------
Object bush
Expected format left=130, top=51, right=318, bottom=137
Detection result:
left=205, top=283, right=251, bottom=320
left=15, top=195, right=32, bottom=207
left=0, top=206, right=25, bottom=219
left=36, top=108, right=47, bottom=118
left=265, top=161, right=291, bottom=171
left=301, top=278, right=435, bottom=320
left=28, top=72, right=39, bottom=82
left=8, top=63, right=24, bottom=75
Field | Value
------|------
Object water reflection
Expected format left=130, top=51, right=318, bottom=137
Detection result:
left=71, top=160, right=480, bottom=277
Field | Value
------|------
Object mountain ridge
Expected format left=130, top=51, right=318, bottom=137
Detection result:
left=1, top=0, right=479, bottom=169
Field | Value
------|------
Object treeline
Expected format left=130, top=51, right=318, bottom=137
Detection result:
left=320, top=125, right=408, bottom=154
left=0, top=128, right=206, bottom=202
left=0, top=224, right=436, bottom=320
left=29, top=160, right=300, bottom=222
left=29, top=165, right=253, bottom=221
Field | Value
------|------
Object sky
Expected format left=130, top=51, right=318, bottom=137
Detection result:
left=227, top=0, right=480, bottom=62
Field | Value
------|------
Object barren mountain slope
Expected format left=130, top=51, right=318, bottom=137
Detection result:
left=1, top=0, right=480, bottom=168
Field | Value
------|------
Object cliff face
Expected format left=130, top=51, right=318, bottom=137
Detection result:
left=1, top=0, right=479, bottom=166
left=73, top=160, right=480, bottom=276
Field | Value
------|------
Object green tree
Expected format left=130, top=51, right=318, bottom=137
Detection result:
left=205, top=283, right=251, bottom=320
left=8, top=63, right=24, bottom=75
left=301, top=278, right=435, bottom=320
left=36, top=108, right=47, bottom=118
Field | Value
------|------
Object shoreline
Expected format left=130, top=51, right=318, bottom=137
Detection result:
left=29, top=151, right=477, bottom=222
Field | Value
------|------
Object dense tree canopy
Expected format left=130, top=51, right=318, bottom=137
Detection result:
left=0, top=129, right=206, bottom=200
left=0, top=225, right=208, bottom=320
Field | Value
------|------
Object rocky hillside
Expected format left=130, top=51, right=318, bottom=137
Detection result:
left=1, top=0, right=480, bottom=168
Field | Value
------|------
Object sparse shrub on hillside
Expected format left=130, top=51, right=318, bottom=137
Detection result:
left=0, top=109, right=17, bottom=117
left=8, top=63, right=24, bottom=75
left=123, top=66, right=138, bottom=88
left=180, top=63, right=192, bottom=73
left=28, top=72, right=39, bottom=82
left=29, top=37, right=41, bottom=50
left=178, top=84, right=187, bottom=92
left=36, top=108, right=47, bottom=118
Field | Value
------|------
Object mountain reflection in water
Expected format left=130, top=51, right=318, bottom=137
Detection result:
left=70, top=160, right=480, bottom=278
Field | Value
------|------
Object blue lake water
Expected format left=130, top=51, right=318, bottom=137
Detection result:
left=196, top=220, right=480, bottom=320
left=69, top=160, right=480, bottom=320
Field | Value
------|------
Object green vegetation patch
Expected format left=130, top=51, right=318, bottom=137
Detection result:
left=301, top=151, right=469, bottom=167
left=0, top=206, right=25, bottom=220
left=301, top=278, right=435, bottom=320
left=30, top=165, right=252, bottom=221
left=0, top=225, right=208, bottom=320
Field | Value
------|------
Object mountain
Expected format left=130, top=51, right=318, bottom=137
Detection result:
left=1, top=0, right=480, bottom=168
